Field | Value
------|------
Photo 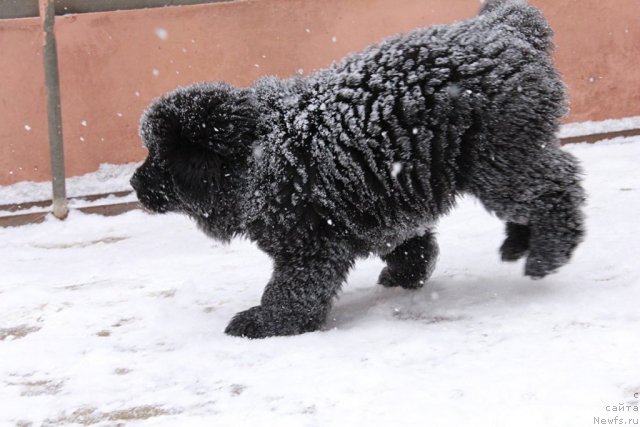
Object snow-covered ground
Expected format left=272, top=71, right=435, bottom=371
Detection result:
left=0, top=163, right=140, bottom=206
left=1, top=139, right=639, bottom=427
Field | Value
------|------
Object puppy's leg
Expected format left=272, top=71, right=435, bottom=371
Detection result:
left=523, top=188, right=584, bottom=278
left=471, top=147, right=585, bottom=279
left=500, top=222, right=531, bottom=261
left=378, top=231, right=439, bottom=289
left=225, top=242, right=354, bottom=338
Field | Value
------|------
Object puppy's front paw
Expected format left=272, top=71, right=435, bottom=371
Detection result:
left=224, top=306, right=322, bottom=338
left=225, top=306, right=270, bottom=338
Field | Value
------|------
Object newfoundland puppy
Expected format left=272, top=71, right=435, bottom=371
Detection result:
left=131, top=0, right=585, bottom=338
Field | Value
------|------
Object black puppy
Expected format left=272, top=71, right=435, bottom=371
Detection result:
left=131, top=0, right=585, bottom=338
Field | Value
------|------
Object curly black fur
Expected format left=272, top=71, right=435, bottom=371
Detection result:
left=131, top=0, right=585, bottom=338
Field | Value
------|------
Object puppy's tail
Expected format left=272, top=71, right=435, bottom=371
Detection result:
left=478, top=0, right=526, bottom=15
left=478, top=0, right=553, bottom=53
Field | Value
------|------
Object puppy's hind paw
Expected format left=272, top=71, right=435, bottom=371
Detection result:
left=378, top=267, right=426, bottom=290
left=524, top=255, right=563, bottom=280
left=500, top=223, right=530, bottom=262
left=500, top=238, right=529, bottom=262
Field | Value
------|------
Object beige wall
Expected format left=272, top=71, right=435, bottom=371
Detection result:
left=1, top=0, right=639, bottom=185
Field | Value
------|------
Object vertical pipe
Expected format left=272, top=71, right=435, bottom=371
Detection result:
left=39, top=0, right=68, bottom=219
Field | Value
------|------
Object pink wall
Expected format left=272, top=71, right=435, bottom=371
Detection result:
left=1, top=0, right=639, bottom=185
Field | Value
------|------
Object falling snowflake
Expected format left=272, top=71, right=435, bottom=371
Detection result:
left=391, top=162, right=403, bottom=177
left=155, top=28, right=169, bottom=40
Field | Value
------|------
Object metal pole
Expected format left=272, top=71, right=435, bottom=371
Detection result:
left=39, top=0, right=68, bottom=219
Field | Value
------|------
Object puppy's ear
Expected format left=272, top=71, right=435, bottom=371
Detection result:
left=139, top=82, right=257, bottom=156
left=139, top=82, right=258, bottom=192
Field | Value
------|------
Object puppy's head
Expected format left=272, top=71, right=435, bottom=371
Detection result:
left=131, top=82, right=258, bottom=235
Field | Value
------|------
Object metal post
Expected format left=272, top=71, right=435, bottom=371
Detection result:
left=39, top=0, right=68, bottom=219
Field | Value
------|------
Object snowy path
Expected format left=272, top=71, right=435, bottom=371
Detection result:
left=1, top=140, right=639, bottom=426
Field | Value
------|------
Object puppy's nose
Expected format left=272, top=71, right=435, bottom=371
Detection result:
left=130, top=174, right=141, bottom=191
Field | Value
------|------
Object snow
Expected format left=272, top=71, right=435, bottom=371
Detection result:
left=155, top=28, right=169, bottom=41
left=558, top=115, right=640, bottom=138
left=391, top=162, right=403, bottom=177
left=0, top=162, right=140, bottom=205
left=1, top=139, right=639, bottom=425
